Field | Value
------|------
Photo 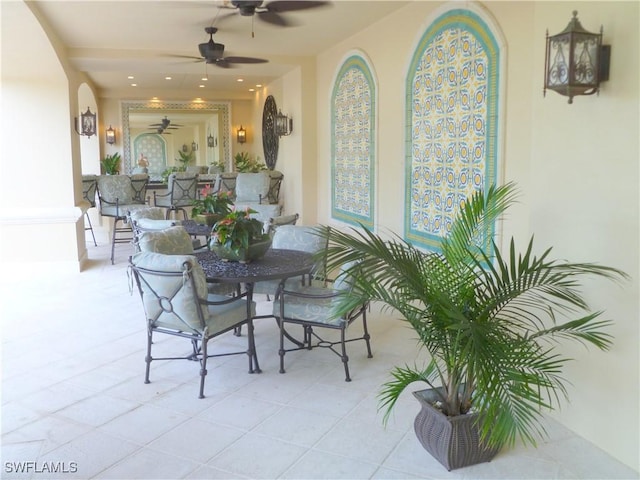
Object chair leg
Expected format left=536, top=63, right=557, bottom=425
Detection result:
left=340, top=328, right=351, bottom=382
left=85, top=212, right=97, bottom=246
left=110, top=218, right=118, bottom=265
left=362, top=309, right=373, bottom=358
left=144, top=328, right=153, bottom=384
left=279, top=319, right=286, bottom=374
left=198, top=337, right=208, bottom=399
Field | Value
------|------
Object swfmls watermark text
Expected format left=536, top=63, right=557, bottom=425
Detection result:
left=4, top=461, right=78, bottom=474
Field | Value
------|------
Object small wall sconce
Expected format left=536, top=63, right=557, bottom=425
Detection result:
left=74, top=106, right=96, bottom=137
left=192, top=141, right=198, bottom=151
left=207, top=131, right=217, bottom=148
left=182, top=144, right=189, bottom=153
left=544, top=10, right=611, bottom=104
left=275, top=110, right=293, bottom=137
left=105, top=125, right=116, bottom=145
left=237, top=125, right=246, bottom=144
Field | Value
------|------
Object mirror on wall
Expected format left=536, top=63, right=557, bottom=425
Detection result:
left=121, top=101, right=231, bottom=180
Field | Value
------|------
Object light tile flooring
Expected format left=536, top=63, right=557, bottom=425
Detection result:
left=2, top=242, right=638, bottom=479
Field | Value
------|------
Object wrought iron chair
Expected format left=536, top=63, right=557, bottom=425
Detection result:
left=81, top=174, right=98, bottom=246
left=266, top=170, right=284, bottom=204
left=153, top=172, right=199, bottom=220
left=96, top=174, right=149, bottom=264
left=129, top=251, right=259, bottom=398
left=136, top=225, right=236, bottom=296
left=273, top=261, right=372, bottom=382
left=265, top=213, right=299, bottom=235
left=234, top=172, right=270, bottom=206
left=253, top=225, right=328, bottom=300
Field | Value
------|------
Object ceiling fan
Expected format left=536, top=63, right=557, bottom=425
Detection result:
left=172, top=27, right=268, bottom=68
left=218, top=1, right=331, bottom=28
left=148, top=116, right=182, bottom=134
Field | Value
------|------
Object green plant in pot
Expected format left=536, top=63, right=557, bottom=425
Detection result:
left=321, top=182, right=627, bottom=471
left=209, top=208, right=271, bottom=263
left=101, top=152, right=121, bottom=175
left=191, top=185, right=233, bottom=227
left=234, top=151, right=266, bottom=173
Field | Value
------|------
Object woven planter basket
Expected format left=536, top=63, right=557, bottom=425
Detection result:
left=413, top=388, right=501, bottom=471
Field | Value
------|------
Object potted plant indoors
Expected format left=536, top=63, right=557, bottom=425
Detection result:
left=101, top=152, right=121, bottom=175
left=209, top=208, right=271, bottom=263
left=234, top=151, right=267, bottom=172
left=191, top=185, right=233, bottom=226
left=321, top=182, right=627, bottom=470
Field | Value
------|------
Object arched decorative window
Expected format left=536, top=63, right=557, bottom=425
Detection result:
left=331, top=54, right=376, bottom=228
left=404, top=8, right=501, bottom=251
left=133, top=133, right=167, bottom=178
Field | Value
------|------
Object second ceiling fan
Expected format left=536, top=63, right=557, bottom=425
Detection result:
left=188, top=26, right=268, bottom=68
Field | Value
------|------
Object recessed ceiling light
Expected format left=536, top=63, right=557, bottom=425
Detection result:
left=131, top=83, right=137, bottom=87
left=237, top=78, right=244, bottom=82
left=201, top=76, right=208, bottom=81
left=249, top=88, right=255, bottom=92
left=256, top=84, right=262, bottom=88
left=165, top=76, right=172, bottom=80
left=128, top=75, right=134, bottom=79
left=199, top=84, right=205, bottom=88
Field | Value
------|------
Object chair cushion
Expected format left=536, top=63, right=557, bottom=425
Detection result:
left=235, top=172, right=270, bottom=202
left=101, top=203, right=148, bottom=218
left=131, top=251, right=208, bottom=332
left=137, top=226, right=195, bottom=255
left=136, top=218, right=180, bottom=230
left=273, top=285, right=346, bottom=327
left=272, top=225, right=326, bottom=253
left=97, top=175, right=134, bottom=205
left=233, top=203, right=282, bottom=226
left=204, top=293, right=256, bottom=336
left=129, top=207, right=166, bottom=222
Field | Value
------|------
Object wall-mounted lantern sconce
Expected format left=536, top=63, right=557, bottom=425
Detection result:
left=182, top=144, right=189, bottom=153
left=544, top=10, right=611, bottom=104
left=191, top=141, right=198, bottom=151
left=207, top=131, right=217, bottom=148
left=74, top=107, right=96, bottom=137
left=237, top=125, right=246, bottom=144
left=105, top=125, right=116, bottom=145
left=275, top=110, right=293, bottom=137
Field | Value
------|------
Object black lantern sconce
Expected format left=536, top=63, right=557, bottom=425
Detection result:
left=275, top=110, right=293, bottom=137
left=74, top=107, right=97, bottom=137
left=207, top=131, right=217, bottom=148
left=237, top=125, right=246, bottom=144
left=191, top=140, right=198, bottom=151
left=544, top=10, right=611, bottom=104
left=105, top=125, right=116, bottom=145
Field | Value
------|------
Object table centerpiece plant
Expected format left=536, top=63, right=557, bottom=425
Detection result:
left=101, top=152, right=121, bottom=175
left=209, top=208, right=271, bottom=263
left=320, top=182, right=627, bottom=470
left=191, top=185, right=233, bottom=226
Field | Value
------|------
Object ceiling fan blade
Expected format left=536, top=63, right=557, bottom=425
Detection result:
left=266, top=1, right=330, bottom=13
left=213, top=58, right=234, bottom=68
left=257, top=10, right=290, bottom=27
left=223, top=56, right=268, bottom=64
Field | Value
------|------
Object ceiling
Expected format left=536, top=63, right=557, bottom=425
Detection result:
left=30, top=0, right=406, bottom=100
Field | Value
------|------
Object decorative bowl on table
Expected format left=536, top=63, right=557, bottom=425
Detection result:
left=209, top=238, right=272, bottom=263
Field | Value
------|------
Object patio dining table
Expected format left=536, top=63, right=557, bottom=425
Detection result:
left=194, top=248, right=315, bottom=359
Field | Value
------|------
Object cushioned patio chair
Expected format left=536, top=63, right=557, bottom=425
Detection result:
left=265, top=213, right=299, bottom=235
left=81, top=174, right=98, bottom=246
left=129, top=251, right=259, bottom=398
left=273, top=261, right=372, bottom=382
left=153, top=172, right=198, bottom=220
left=136, top=225, right=236, bottom=296
left=97, top=173, right=149, bottom=264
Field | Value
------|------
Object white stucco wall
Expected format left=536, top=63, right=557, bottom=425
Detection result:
left=313, top=0, right=639, bottom=470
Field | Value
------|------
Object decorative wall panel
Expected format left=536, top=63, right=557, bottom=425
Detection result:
left=405, top=9, right=500, bottom=251
left=331, top=54, right=376, bottom=228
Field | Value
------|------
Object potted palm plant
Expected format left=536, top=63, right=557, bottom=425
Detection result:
left=322, top=182, right=627, bottom=470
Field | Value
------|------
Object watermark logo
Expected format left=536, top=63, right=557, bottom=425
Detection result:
left=4, top=461, right=78, bottom=474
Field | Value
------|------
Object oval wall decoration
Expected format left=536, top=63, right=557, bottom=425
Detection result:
left=262, top=95, right=279, bottom=170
